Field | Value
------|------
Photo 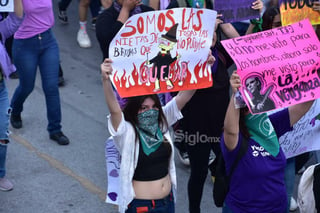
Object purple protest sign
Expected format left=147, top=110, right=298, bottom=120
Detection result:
left=214, top=0, right=259, bottom=23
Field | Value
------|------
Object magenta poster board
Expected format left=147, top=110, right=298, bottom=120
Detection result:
left=222, top=19, right=320, bottom=114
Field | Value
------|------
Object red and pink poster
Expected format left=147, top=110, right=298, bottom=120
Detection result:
left=221, top=19, right=320, bottom=114
left=109, top=8, right=217, bottom=98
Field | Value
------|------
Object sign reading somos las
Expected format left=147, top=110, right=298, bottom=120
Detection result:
left=0, top=0, right=13, bottom=12
left=221, top=19, right=320, bottom=114
left=109, top=8, right=216, bottom=98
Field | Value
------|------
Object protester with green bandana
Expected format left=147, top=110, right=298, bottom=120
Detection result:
left=100, top=52, right=215, bottom=213
left=221, top=70, right=314, bottom=213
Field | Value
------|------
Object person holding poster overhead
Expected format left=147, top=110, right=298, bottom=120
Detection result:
left=100, top=52, right=215, bottom=213
left=0, top=0, right=23, bottom=191
left=96, top=0, right=154, bottom=60
left=221, top=70, right=314, bottom=213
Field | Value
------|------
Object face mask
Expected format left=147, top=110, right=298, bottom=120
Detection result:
left=137, top=109, right=159, bottom=134
left=137, top=109, right=163, bottom=155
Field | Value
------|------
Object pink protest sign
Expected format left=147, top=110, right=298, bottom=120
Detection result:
left=221, top=19, right=320, bottom=114
left=109, top=8, right=217, bottom=98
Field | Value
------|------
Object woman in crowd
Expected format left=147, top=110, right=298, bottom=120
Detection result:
left=221, top=70, right=314, bottom=212
left=10, top=0, right=69, bottom=145
left=100, top=51, right=215, bottom=213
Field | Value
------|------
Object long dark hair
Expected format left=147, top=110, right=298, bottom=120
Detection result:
left=122, top=94, right=169, bottom=139
left=239, top=107, right=251, bottom=138
left=262, top=6, right=280, bottom=31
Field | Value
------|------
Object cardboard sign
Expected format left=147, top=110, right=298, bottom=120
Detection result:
left=279, top=0, right=320, bottom=26
left=0, top=0, right=13, bottom=12
left=214, top=0, right=259, bottom=23
left=109, top=8, right=217, bottom=97
left=278, top=99, right=320, bottom=158
left=105, top=137, right=121, bottom=205
left=222, top=19, right=320, bottom=114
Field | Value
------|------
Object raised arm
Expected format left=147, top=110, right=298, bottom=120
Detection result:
left=175, top=50, right=216, bottom=110
left=223, top=71, right=241, bottom=151
left=14, top=0, right=23, bottom=18
left=245, top=0, right=264, bottom=35
left=220, top=23, right=240, bottom=38
left=101, top=59, right=122, bottom=131
left=117, top=0, right=141, bottom=23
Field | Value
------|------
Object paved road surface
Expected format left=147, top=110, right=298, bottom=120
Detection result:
left=0, top=1, right=307, bottom=212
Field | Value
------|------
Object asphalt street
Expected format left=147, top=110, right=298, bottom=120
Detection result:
left=0, top=1, right=217, bottom=213
left=0, top=1, right=306, bottom=213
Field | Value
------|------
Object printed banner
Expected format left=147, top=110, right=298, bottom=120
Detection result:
left=0, top=0, right=13, bottom=12
left=105, top=137, right=121, bottom=205
left=214, top=0, right=259, bottom=23
left=221, top=19, right=320, bottom=114
left=109, top=8, right=217, bottom=98
left=279, top=0, right=320, bottom=26
left=278, top=99, right=320, bottom=158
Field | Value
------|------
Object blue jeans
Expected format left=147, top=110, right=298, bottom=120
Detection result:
left=284, top=158, right=295, bottom=213
left=11, top=29, right=62, bottom=135
left=0, top=80, right=10, bottom=178
left=125, top=192, right=174, bottom=213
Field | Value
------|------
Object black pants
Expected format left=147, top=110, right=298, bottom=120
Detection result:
left=180, top=88, right=230, bottom=213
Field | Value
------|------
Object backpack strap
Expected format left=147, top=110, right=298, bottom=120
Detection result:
left=227, top=136, right=248, bottom=179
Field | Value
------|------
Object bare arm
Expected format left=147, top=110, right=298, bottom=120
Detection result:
left=220, top=23, right=240, bottom=38
left=175, top=89, right=196, bottom=110
left=245, top=0, right=264, bottom=35
left=14, top=0, right=23, bottom=18
left=223, top=71, right=241, bottom=151
left=175, top=50, right=216, bottom=110
left=149, top=0, right=159, bottom=10
left=101, top=59, right=122, bottom=131
left=117, top=0, right=141, bottom=24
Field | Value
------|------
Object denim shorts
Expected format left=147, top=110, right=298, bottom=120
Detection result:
left=125, top=191, right=174, bottom=213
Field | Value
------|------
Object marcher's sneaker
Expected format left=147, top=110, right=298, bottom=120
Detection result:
left=77, top=28, right=91, bottom=48
left=290, top=197, right=298, bottom=212
left=10, top=114, right=22, bottom=129
left=50, top=132, right=70, bottom=145
left=0, top=177, right=13, bottom=191
left=58, top=9, right=68, bottom=24
left=177, top=150, right=190, bottom=166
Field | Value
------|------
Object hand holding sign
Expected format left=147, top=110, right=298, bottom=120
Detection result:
left=222, top=19, right=320, bottom=114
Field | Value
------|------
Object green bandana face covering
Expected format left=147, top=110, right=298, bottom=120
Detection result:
left=245, top=113, right=280, bottom=157
left=137, top=109, right=163, bottom=156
